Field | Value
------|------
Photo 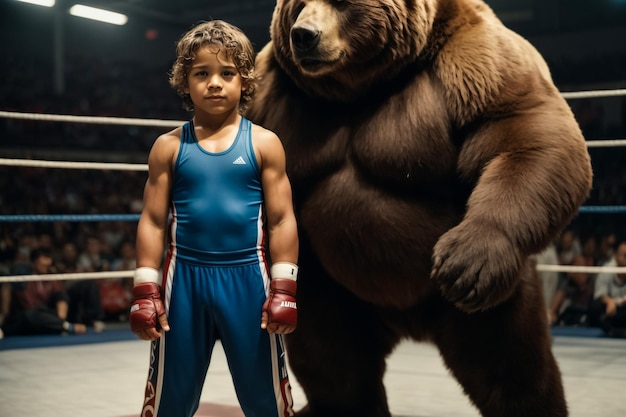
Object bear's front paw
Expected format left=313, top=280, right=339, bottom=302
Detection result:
left=430, top=222, right=523, bottom=313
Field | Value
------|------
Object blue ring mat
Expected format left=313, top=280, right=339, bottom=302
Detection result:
left=0, top=323, right=610, bottom=351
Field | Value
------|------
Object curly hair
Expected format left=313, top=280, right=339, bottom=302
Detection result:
left=169, top=20, right=257, bottom=112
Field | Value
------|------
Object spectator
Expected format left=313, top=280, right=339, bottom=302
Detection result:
left=596, top=231, right=616, bottom=266
left=65, top=278, right=106, bottom=333
left=99, top=240, right=136, bottom=321
left=111, top=240, right=136, bottom=272
left=0, top=248, right=87, bottom=336
left=77, top=235, right=111, bottom=273
left=548, top=256, right=596, bottom=326
left=535, top=241, right=560, bottom=311
left=66, top=235, right=108, bottom=331
left=588, top=239, right=626, bottom=337
left=557, top=229, right=581, bottom=266
left=55, top=241, right=80, bottom=274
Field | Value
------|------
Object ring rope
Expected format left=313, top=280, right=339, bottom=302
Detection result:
left=0, top=88, right=624, bottom=282
left=1, top=138, right=623, bottom=173
left=0, top=158, right=147, bottom=171
left=0, top=270, right=133, bottom=283
left=584, top=139, right=626, bottom=148
left=0, top=265, right=623, bottom=284
left=0, top=88, right=625, bottom=129
left=0, top=110, right=182, bottom=128
left=0, top=214, right=141, bottom=222
left=0, top=206, right=625, bottom=223
left=560, top=89, right=626, bottom=100
left=577, top=206, right=626, bottom=213
left=535, top=265, right=626, bottom=274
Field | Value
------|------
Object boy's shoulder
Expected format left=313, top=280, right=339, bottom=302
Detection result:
left=149, top=125, right=184, bottom=164
left=249, top=121, right=280, bottom=143
left=154, top=125, right=184, bottom=148
left=161, top=125, right=185, bottom=141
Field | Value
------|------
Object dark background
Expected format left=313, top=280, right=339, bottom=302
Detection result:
left=0, top=0, right=625, bottom=240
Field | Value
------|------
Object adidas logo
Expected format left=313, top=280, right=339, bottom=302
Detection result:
left=232, top=156, right=246, bottom=165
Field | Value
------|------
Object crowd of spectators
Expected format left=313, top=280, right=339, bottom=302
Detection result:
left=0, top=54, right=188, bottom=156
left=0, top=167, right=144, bottom=333
left=0, top=42, right=625, bottom=335
left=537, top=231, right=626, bottom=338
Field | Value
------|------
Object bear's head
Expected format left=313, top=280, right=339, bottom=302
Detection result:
left=269, top=0, right=440, bottom=101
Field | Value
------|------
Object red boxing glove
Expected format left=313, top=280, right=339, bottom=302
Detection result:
left=130, top=282, right=165, bottom=333
left=263, top=279, right=297, bottom=327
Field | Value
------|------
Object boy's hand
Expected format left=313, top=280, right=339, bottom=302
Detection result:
left=261, top=278, right=297, bottom=334
left=130, top=282, right=170, bottom=341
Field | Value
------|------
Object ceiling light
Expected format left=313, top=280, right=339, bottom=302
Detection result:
left=69, top=4, right=128, bottom=25
left=16, top=0, right=55, bottom=7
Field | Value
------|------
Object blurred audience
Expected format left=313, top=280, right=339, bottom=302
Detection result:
left=0, top=248, right=87, bottom=337
left=535, top=241, right=560, bottom=311
left=557, top=229, right=581, bottom=266
left=588, top=239, right=626, bottom=337
left=548, top=256, right=596, bottom=327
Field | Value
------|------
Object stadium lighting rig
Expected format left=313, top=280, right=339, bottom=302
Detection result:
left=17, top=0, right=55, bottom=6
left=16, top=0, right=128, bottom=25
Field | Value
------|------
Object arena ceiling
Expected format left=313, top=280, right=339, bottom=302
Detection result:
left=65, top=0, right=534, bottom=28
left=6, top=1, right=626, bottom=43
left=79, top=0, right=277, bottom=28
left=52, top=0, right=626, bottom=39
left=2, top=0, right=626, bottom=67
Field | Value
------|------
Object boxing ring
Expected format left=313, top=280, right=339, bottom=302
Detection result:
left=0, top=89, right=626, bottom=417
left=1, top=88, right=626, bottom=283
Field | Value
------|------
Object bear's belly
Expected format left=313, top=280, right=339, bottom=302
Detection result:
left=299, top=166, right=464, bottom=308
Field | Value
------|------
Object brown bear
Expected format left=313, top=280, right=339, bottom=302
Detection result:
left=245, top=1, right=593, bottom=416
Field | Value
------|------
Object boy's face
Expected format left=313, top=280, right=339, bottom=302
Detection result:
left=184, top=45, right=244, bottom=116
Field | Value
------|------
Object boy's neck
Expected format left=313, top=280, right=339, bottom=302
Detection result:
left=192, top=112, right=242, bottom=152
left=193, top=110, right=240, bottom=133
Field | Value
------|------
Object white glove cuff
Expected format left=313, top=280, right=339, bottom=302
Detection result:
left=134, top=267, right=160, bottom=285
left=270, top=262, right=298, bottom=281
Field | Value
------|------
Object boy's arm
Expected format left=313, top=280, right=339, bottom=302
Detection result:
left=131, top=133, right=177, bottom=341
left=259, top=132, right=299, bottom=267
left=256, top=127, right=299, bottom=334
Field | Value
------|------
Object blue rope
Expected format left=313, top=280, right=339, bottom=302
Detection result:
left=0, top=214, right=141, bottom=222
left=0, top=206, right=623, bottom=222
left=578, top=206, right=626, bottom=214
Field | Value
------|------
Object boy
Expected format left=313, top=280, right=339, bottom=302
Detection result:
left=130, top=20, right=298, bottom=417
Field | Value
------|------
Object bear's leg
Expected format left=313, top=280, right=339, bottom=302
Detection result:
left=431, top=269, right=567, bottom=417
left=287, top=270, right=400, bottom=417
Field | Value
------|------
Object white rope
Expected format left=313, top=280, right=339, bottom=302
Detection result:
left=586, top=139, right=626, bottom=148
left=0, top=137, right=622, bottom=172
left=0, top=158, right=148, bottom=171
left=0, top=265, right=623, bottom=283
left=0, top=110, right=183, bottom=128
left=536, top=264, right=626, bottom=274
left=0, top=270, right=133, bottom=283
left=0, top=90, right=625, bottom=130
left=561, top=89, right=626, bottom=100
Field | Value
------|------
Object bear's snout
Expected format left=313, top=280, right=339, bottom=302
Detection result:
left=291, top=25, right=321, bottom=53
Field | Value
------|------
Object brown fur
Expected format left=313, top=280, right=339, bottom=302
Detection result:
left=246, top=0, right=592, bottom=416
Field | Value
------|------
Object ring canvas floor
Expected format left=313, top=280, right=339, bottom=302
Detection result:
left=0, top=326, right=624, bottom=417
